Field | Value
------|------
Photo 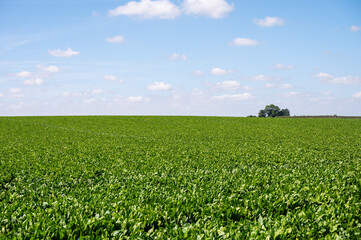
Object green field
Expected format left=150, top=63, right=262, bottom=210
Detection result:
left=1, top=116, right=360, bottom=239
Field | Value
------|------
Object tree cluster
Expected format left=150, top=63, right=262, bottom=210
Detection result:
left=258, top=104, right=290, bottom=117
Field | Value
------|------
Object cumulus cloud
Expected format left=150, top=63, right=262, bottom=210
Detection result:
left=271, top=63, right=296, bottom=70
left=15, top=71, right=32, bottom=77
left=216, top=80, right=240, bottom=90
left=168, top=53, right=187, bottom=60
left=127, top=96, right=144, bottom=102
left=212, top=93, right=253, bottom=101
left=248, top=74, right=280, bottom=81
left=265, top=83, right=293, bottom=89
left=62, top=92, right=70, bottom=97
left=183, top=0, right=233, bottom=18
left=83, top=98, right=96, bottom=104
left=8, top=88, right=24, bottom=98
left=229, top=38, right=259, bottom=46
left=0, top=93, right=4, bottom=98
left=331, top=76, right=361, bottom=85
left=104, top=75, right=124, bottom=83
left=282, top=91, right=301, bottom=98
left=23, top=78, right=44, bottom=86
left=108, top=0, right=181, bottom=19
left=314, top=72, right=361, bottom=85
left=210, top=67, right=232, bottom=75
left=192, top=70, right=203, bottom=76
left=191, top=88, right=203, bottom=96
left=37, top=65, right=60, bottom=73
left=351, top=25, right=361, bottom=32
left=48, top=48, right=80, bottom=57
left=91, top=89, right=104, bottom=94
left=254, top=16, right=285, bottom=27
left=9, top=102, right=25, bottom=109
left=106, top=35, right=125, bottom=43
left=352, top=91, right=361, bottom=99
left=9, top=88, right=22, bottom=94
left=147, top=81, right=171, bottom=90
left=314, top=72, right=333, bottom=79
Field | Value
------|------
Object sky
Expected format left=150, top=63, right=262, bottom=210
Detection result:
left=0, top=0, right=361, bottom=116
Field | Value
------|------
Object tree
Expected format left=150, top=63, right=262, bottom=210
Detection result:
left=279, top=108, right=290, bottom=117
left=264, top=104, right=280, bottom=117
left=258, top=104, right=290, bottom=117
left=258, top=109, right=266, bottom=117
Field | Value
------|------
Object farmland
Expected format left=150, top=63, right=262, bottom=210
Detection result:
left=0, top=116, right=360, bottom=239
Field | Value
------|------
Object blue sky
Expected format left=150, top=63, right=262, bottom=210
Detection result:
left=1, top=0, right=360, bottom=116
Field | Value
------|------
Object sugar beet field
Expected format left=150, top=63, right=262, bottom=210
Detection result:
left=1, top=116, right=360, bottom=239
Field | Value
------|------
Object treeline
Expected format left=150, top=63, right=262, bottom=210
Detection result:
left=248, top=104, right=360, bottom=118
left=286, top=115, right=361, bottom=119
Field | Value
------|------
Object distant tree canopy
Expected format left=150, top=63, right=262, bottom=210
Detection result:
left=258, top=104, right=290, bottom=117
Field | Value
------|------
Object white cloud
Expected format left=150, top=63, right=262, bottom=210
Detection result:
left=83, top=98, right=96, bottom=104
left=254, top=16, right=285, bottom=27
left=191, top=88, right=203, bottom=96
left=91, top=89, right=104, bottom=94
left=321, top=91, right=332, bottom=96
left=314, top=72, right=361, bottom=85
left=192, top=70, right=203, bottom=76
left=8, top=88, right=24, bottom=98
left=212, top=93, right=253, bottom=101
left=106, top=35, right=125, bottom=43
left=104, top=75, right=124, bottom=83
left=242, top=74, right=282, bottom=82
left=147, top=81, right=171, bottom=90
left=23, top=78, right=44, bottom=86
left=126, top=96, right=143, bottom=102
left=230, top=38, right=258, bottom=46
left=108, top=0, right=181, bottom=19
left=183, top=0, right=233, bottom=18
left=62, top=92, right=70, bottom=97
left=244, top=86, right=252, bottom=91
left=15, top=71, right=32, bottom=77
left=9, top=102, right=24, bottom=109
left=9, top=88, right=22, bottom=94
left=210, top=67, right=232, bottom=75
left=0, top=93, right=4, bottom=98
left=107, top=0, right=234, bottom=19
left=216, top=80, right=240, bottom=90
left=250, top=74, right=273, bottom=81
left=37, top=65, right=60, bottom=73
left=13, top=66, right=59, bottom=81
left=314, top=72, right=333, bottom=79
left=351, top=25, right=361, bottom=32
left=62, top=90, right=93, bottom=98
left=48, top=48, right=80, bottom=57
left=271, top=63, right=296, bottom=70
left=265, top=83, right=293, bottom=89
left=352, top=91, right=361, bottom=99
left=282, top=91, right=301, bottom=98
left=331, top=76, right=361, bottom=85
left=168, top=53, right=187, bottom=60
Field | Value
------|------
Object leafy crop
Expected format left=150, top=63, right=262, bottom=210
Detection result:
left=0, top=116, right=360, bottom=239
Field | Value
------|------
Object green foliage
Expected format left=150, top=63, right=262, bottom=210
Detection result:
left=259, top=104, right=290, bottom=117
left=265, top=104, right=281, bottom=117
left=258, top=109, right=266, bottom=118
left=279, top=108, right=290, bottom=117
left=0, top=116, right=360, bottom=239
